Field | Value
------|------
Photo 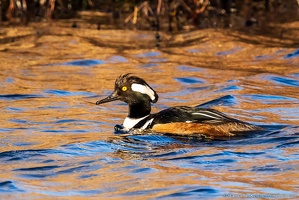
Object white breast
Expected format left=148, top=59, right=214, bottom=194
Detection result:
left=123, top=115, right=150, bottom=130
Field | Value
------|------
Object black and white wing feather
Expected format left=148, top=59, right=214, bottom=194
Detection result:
left=150, top=106, right=239, bottom=125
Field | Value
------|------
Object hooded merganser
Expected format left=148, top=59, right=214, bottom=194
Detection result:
left=96, top=74, right=261, bottom=138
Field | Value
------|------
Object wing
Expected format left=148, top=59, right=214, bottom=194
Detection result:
left=151, top=106, right=237, bottom=125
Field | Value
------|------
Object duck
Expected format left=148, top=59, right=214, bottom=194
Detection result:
left=96, top=73, right=262, bottom=139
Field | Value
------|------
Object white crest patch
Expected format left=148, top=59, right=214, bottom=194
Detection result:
left=123, top=115, right=150, bottom=129
left=131, top=83, right=156, bottom=101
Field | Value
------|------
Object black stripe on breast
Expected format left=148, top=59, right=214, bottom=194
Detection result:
left=133, top=115, right=155, bottom=129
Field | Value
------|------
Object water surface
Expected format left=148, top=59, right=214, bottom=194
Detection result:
left=0, top=25, right=298, bottom=199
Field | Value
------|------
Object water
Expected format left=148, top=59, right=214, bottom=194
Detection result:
left=0, top=26, right=299, bottom=199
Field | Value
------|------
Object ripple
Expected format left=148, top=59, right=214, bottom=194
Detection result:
left=166, top=152, right=230, bottom=162
left=0, top=94, right=43, bottom=100
left=139, top=63, right=158, bottom=68
left=216, top=47, right=242, bottom=56
left=177, top=65, right=204, bottom=72
left=291, top=72, right=299, bottom=78
left=242, top=94, right=297, bottom=104
left=61, top=140, right=115, bottom=155
left=44, top=89, right=95, bottom=97
left=0, top=128, right=12, bottom=132
left=9, top=119, right=28, bottom=124
left=215, top=85, right=242, bottom=93
left=261, top=136, right=299, bottom=144
left=36, top=189, right=103, bottom=196
left=224, top=151, right=265, bottom=158
left=123, top=188, right=168, bottom=196
left=165, top=86, right=209, bottom=98
left=159, top=187, right=218, bottom=198
left=108, top=55, right=128, bottom=63
left=284, top=49, right=299, bottom=59
left=135, top=33, right=152, bottom=39
left=14, top=165, right=60, bottom=172
left=196, top=95, right=237, bottom=107
left=134, top=51, right=160, bottom=58
left=255, top=54, right=274, bottom=60
left=175, top=77, right=205, bottom=84
left=0, top=149, right=50, bottom=162
left=130, top=167, right=157, bottom=174
left=262, top=108, right=299, bottom=121
left=54, top=119, right=78, bottom=124
left=251, top=165, right=282, bottom=172
left=57, top=165, right=91, bottom=174
left=187, top=49, right=201, bottom=53
left=3, top=77, right=14, bottom=83
left=149, top=58, right=168, bottom=62
left=109, top=134, right=186, bottom=155
left=255, top=49, right=285, bottom=60
left=0, top=180, right=24, bottom=193
left=277, top=140, right=299, bottom=148
left=270, top=76, right=299, bottom=87
left=5, top=107, right=24, bottom=112
left=41, top=129, right=88, bottom=133
left=54, top=59, right=105, bottom=66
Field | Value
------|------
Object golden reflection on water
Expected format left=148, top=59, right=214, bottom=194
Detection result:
left=0, top=21, right=299, bottom=198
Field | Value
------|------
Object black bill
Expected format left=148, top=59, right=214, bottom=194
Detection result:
left=96, top=92, right=120, bottom=105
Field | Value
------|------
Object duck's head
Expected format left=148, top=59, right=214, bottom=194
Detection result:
left=96, top=74, right=159, bottom=105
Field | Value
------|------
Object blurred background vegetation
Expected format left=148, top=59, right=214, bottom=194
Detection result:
left=0, top=0, right=298, bottom=32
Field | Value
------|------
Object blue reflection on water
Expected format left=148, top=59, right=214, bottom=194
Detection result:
left=196, top=95, right=237, bottom=108
left=4, top=78, right=14, bottom=83
left=255, top=49, right=285, bottom=60
left=0, top=181, right=24, bottom=193
left=57, top=59, right=105, bottom=66
left=149, top=58, right=168, bottom=62
left=44, top=90, right=95, bottom=97
left=270, top=76, right=299, bottom=87
left=108, top=56, right=128, bottom=63
left=139, top=63, right=158, bottom=68
left=135, top=51, right=161, bottom=58
left=187, top=49, right=201, bottom=53
left=216, top=85, right=242, bottom=93
left=284, top=49, right=299, bottom=59
left=177, top=65, right=204, bottom=72
left=216, top=47, right=242, bottom=56
left=0, top=94, right=43, bottom=100
left=243, top=94, right=297, bottom=103
left=175, top=77, right=205, bottom=84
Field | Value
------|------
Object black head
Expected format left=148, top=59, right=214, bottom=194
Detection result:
left=96, top=74, right=159, bottom=105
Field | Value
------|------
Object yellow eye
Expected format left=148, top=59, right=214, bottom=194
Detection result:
left=122, top=86, right=127, bottom=92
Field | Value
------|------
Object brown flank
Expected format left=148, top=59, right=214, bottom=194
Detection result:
left=151, top=122, right=261, bottom=138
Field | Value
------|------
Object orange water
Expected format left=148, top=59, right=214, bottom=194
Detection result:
left=0, top=24, right=298, bottom=199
